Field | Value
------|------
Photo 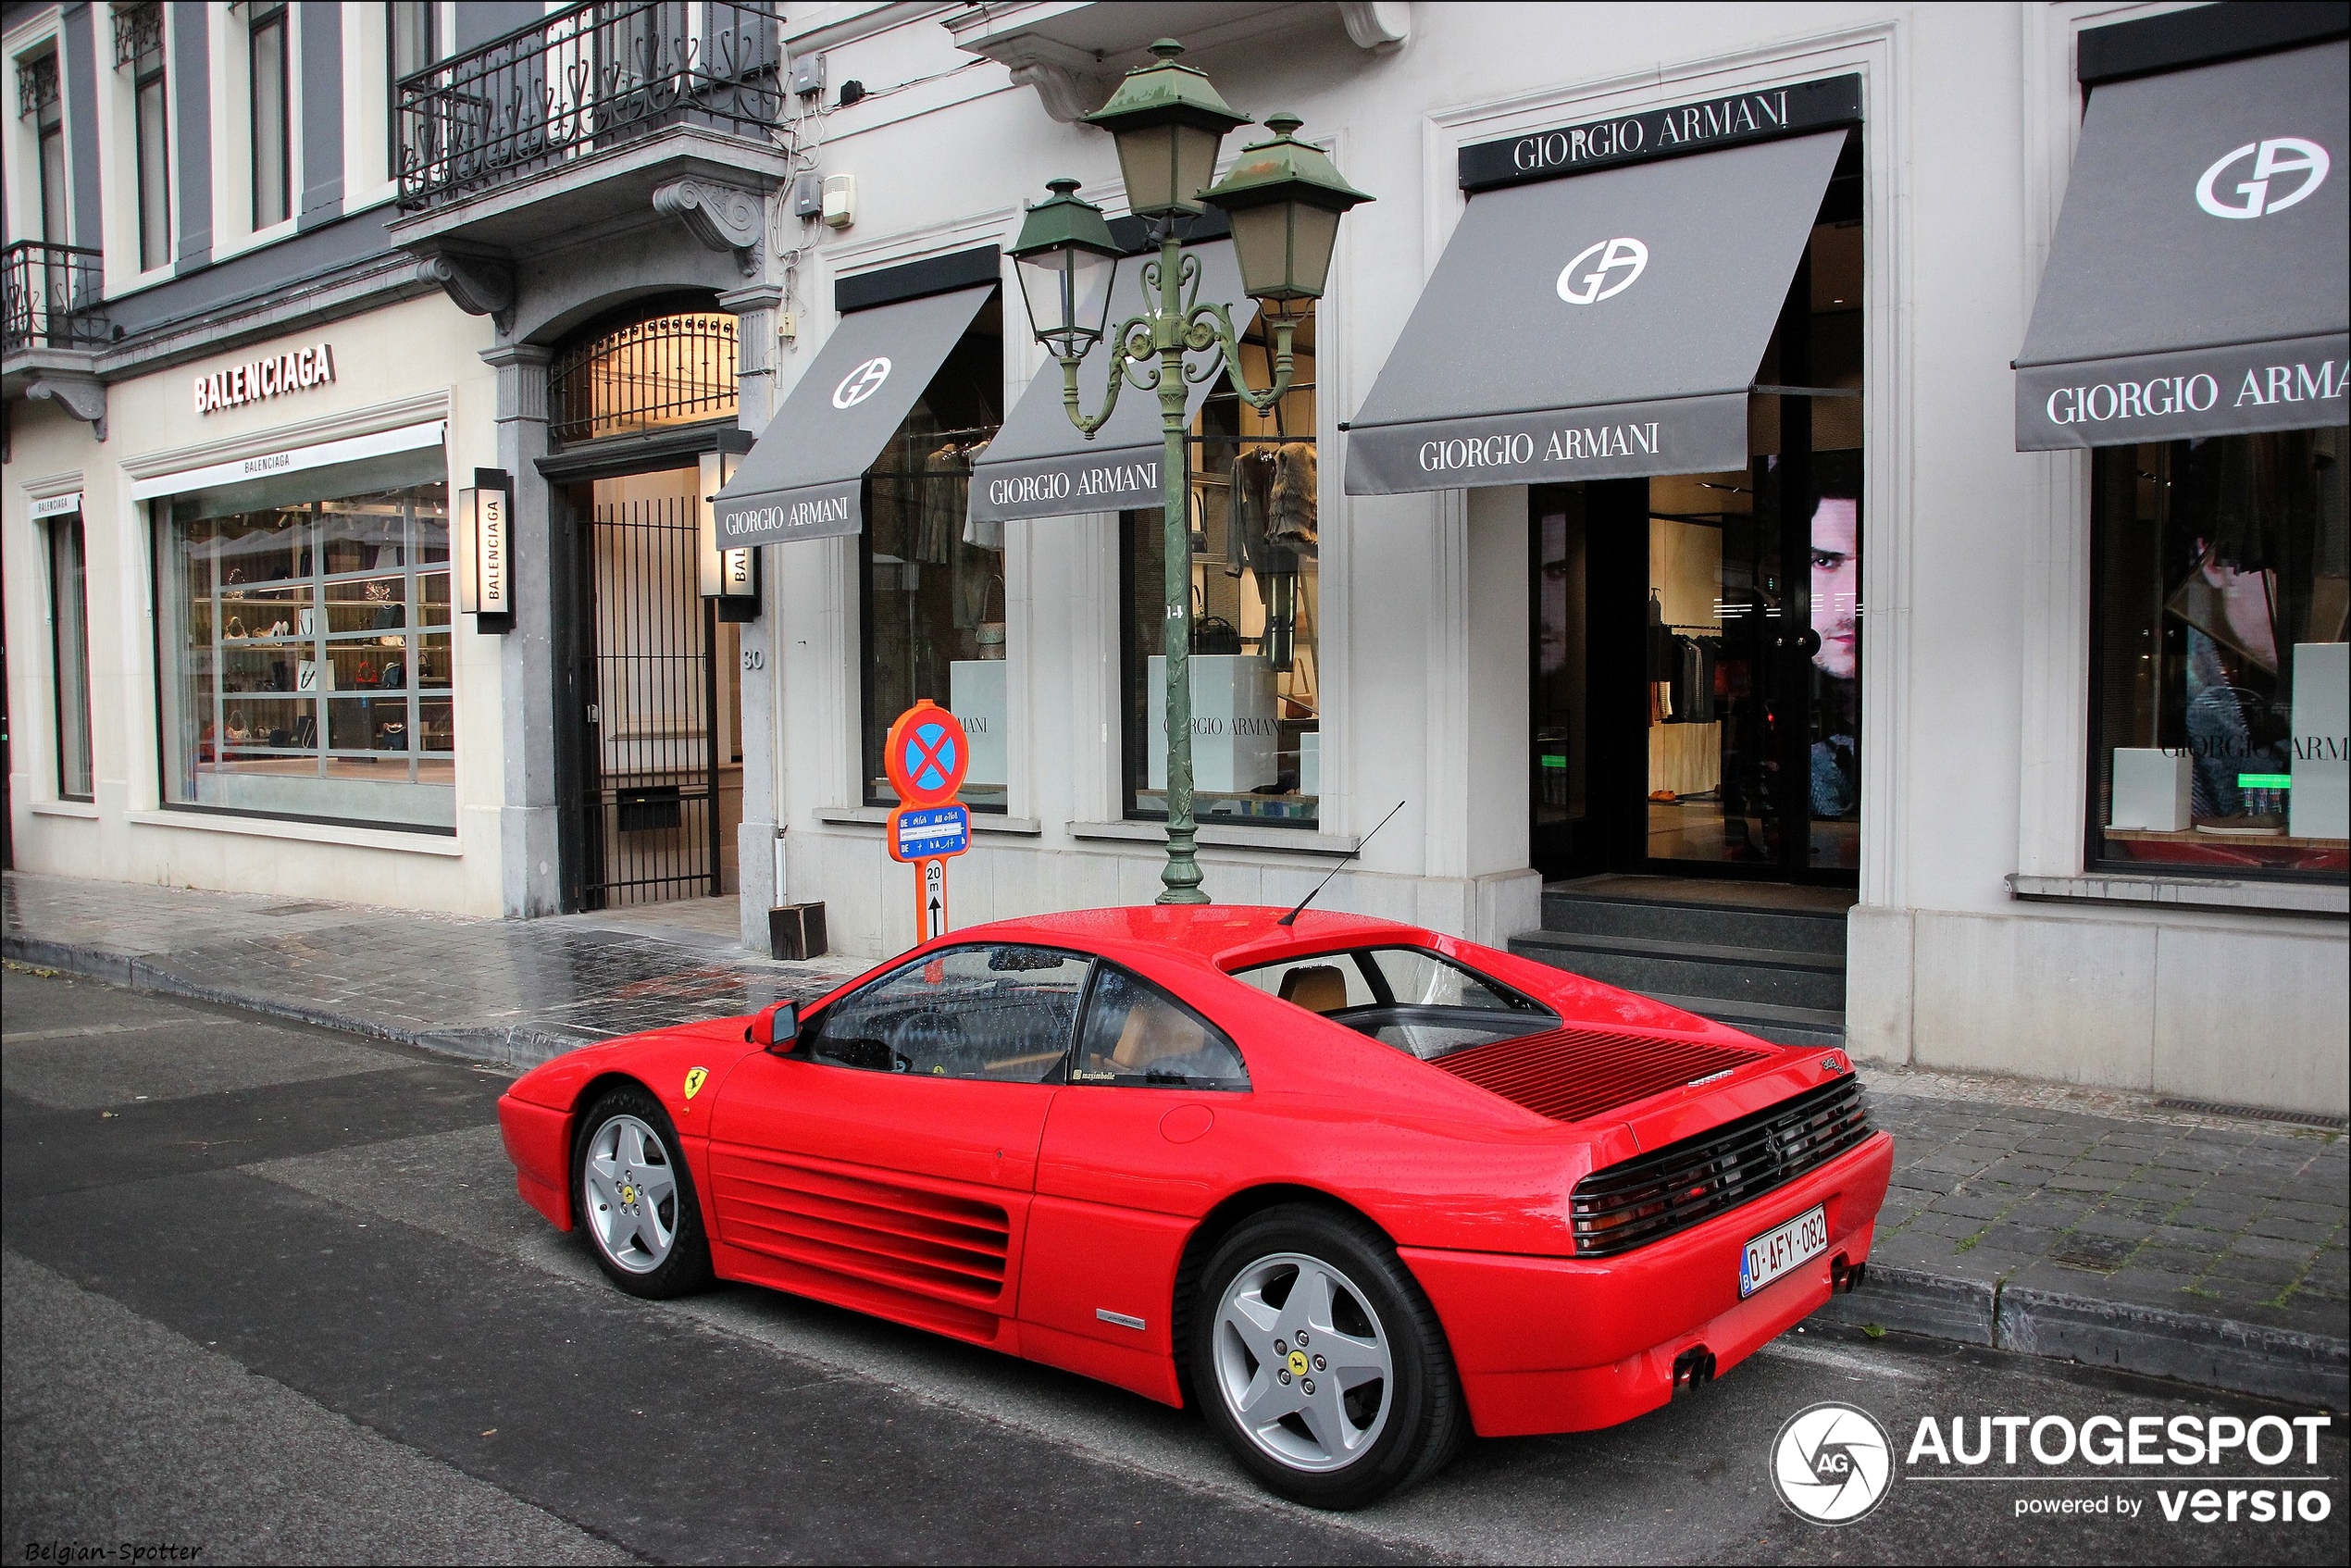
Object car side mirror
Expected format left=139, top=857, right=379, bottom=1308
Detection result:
left=754, top=1001, right=799, bottom=1052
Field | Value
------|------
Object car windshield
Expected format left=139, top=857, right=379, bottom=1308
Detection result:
left=1228, top=946, right=1557, bottom=1062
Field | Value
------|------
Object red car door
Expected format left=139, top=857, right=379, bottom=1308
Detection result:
left=706, top=943, right=1089, bottom=1347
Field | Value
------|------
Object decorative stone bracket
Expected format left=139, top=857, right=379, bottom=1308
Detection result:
left=1337, top=2, right=1412, bottom=53
left=25, top=368, right=106, bottom=442
left=416, top=245, right=516, bottom=331
left=653, top=178, right=765, bottom=276
left=1006, top=57, right=1110, bottom=124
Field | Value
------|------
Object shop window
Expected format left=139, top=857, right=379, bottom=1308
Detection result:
left=1120, top=305, right=1320, bottom=827
left=115, top=1, right=168, bottom=270
left=2088, top=428, right=2347, bottom=878
left=858, top=307, right=1005, bottom=812
left=46, top=516, right=93, bottom=802
left=155, top=463, right=454, bottom=832
left=249, top=2, right=290, bottom=230
left=548, top=307, right=739, bottom=446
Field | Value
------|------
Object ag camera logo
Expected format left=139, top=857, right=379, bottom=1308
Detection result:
left=1773, top=1400, right=1895, bottom=1524
left=832, top=356, right=893, bottom=408
left=2196, top=138, right=2330, bottom=219
left=1557, top=237, right=1648, bottom=304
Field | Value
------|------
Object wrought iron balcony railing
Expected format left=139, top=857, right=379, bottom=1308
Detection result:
left=395, top=0, right=786, bottom=212
left=3, top=241, right=110, bottom=355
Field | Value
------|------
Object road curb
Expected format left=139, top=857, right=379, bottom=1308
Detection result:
left=1810, top=1257, right=2348, bottom=1410
left=10, top=929, right=2345, bottom=1412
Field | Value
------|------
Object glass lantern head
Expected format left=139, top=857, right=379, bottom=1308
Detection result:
left=1082, top=39, right=1248, bottom=219
left=1201, top=113, right=1373, bottom=306
left=1010, top=177, right=1123, bottom=359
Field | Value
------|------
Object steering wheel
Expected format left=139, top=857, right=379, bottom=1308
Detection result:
left=894, top=1010, right=974, bottom=1073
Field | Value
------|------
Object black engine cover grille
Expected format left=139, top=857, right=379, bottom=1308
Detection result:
left=1569, top=1076, right=1872, bottom=1257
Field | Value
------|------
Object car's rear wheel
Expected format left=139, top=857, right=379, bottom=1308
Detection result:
left=574, top=1085, right=712, bottom=1299
left=1188, top=1205, right=1467, bottom=1509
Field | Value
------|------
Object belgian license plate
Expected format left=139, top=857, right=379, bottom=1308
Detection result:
left=1740, top=1205, right=1828, bottom=1299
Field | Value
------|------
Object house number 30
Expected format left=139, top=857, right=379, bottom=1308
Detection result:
left=741, top=650, right=765, bottom=671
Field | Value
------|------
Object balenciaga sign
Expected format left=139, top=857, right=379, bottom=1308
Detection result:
left=194, top=342, right=335, bottom=414
left=1459, top=74, right=1861, bottom=193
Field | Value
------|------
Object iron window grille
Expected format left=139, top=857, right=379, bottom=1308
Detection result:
left=18, top=49, right=58, bottom=120
left=548, top=310, right=739, bottom=446
left=394, top=0, right=784, bottom=212
left=113, top=2, right=163, bottom=71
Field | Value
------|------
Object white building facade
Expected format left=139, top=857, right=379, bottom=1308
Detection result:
left=6, top=1, right=2345, bottom=1116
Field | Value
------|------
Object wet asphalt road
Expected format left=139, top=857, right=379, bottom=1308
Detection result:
left=4, top=966, right=2343, bottom=1565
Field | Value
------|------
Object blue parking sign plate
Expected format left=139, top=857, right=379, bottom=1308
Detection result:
left=891, top=803, right=970, bottom=862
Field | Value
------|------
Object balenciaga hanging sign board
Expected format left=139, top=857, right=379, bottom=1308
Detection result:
left=2013, top=41, right=2347, bottom=450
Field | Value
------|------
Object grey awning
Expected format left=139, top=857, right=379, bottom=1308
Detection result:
left=715, top=285, right=993, bottom=546
left=1343, top=131, right=1845, bottom=495
left=969, top=242, right=1261, bottom=525
left=2016, top=41, right=2348, bottom=451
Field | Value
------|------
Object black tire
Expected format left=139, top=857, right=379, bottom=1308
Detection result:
left=1188, top=1204, right=1469, bottom=1509
left=573, top=1084, right=714, bottom=1300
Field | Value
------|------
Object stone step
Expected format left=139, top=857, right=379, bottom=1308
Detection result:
left=1538, top=889, right=1849, bottom=955
left=1508, top=928, right=1847, bottom=1015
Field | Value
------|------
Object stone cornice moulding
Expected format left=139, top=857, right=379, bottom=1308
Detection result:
left=653, top=177, right=765, bottom=275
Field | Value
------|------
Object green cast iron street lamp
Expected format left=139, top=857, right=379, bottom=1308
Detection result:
left=1009, top=39, right=1370, bottom=903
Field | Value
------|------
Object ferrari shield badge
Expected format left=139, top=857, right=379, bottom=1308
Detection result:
left=683, top=1066, right=709, bottom=1100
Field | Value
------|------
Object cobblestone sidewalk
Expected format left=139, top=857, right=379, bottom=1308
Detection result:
left=4, top=869, right=2342, bottom=1409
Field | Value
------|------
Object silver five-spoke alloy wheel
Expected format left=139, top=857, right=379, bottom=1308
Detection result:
left=583, top=1114, right=678, bottom=1274
left=1212, top=1251, right=1394, bottom=1473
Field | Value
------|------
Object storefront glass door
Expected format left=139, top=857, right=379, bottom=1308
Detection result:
left=1531, top=214, right=1863, bottom=884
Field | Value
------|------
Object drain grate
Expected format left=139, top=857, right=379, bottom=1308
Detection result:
left=2154, top=1097, right=2346, bottom=1130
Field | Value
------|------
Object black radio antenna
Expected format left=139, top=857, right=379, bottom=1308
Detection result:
left=1277, top=801, right=1405, bottom=926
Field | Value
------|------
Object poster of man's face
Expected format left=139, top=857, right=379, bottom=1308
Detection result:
left=1812, top=495, right=1860, bottom=680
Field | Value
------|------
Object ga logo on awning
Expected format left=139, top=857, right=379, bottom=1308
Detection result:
left=1558, top=237, right=1649, bottom=304
left=833, top=356, right=893, bottom=408
left=2196, top=138, right=2330, bottom=219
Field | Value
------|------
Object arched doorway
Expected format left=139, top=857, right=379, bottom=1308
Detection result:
left=542, top=297, right=747, bottom=909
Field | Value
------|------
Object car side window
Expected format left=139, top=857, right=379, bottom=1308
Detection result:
left=1227, top=955, right=1379, bottom=1014
left=1071, top=965, right=1250, bottom=1090
left=803, top=944, right=1090, bottom=1082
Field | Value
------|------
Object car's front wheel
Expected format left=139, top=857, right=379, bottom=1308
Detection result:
left=1188, top=1205, right=1468, bottom=1508
left=574, top=1085, right=712, bottom=1299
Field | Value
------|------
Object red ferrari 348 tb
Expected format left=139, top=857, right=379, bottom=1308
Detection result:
left=498, top=905, right=1891, bottom=1507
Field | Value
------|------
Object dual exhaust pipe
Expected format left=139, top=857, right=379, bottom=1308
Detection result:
left=1671, top=1253, right=1869, bottom=1400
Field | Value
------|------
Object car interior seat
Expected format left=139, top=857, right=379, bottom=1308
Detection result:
left=1277, top=964, right=1350, bottom=1014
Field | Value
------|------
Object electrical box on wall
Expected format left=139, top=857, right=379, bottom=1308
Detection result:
left=792, top=172, right=824, bottom=219
left=790, top=51, right=823, bottom=98
left=822, top=174, right=855, bottom=230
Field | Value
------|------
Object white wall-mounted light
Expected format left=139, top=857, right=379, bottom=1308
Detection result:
left=699, top=450, right=758, bottom=620
left=459, top=468, right=513, bottom=628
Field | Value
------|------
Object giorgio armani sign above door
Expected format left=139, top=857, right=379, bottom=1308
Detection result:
left=1458, top=74, right=1861, bottom=193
